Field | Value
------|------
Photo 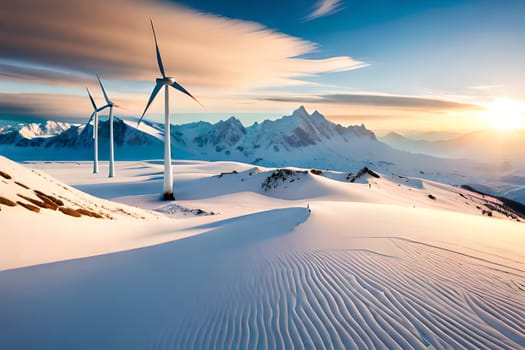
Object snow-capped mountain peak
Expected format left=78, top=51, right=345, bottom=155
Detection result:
left=0, top=107, right=381, bottom=168
left=292, top=105, right=309, bottom=117
left=5, top=121, right=72, bottom=139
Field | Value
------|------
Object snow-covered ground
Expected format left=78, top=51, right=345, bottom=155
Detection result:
left=1, top=157, right=524, bottom=349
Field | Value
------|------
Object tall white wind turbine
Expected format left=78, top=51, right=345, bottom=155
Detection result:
left=138, top=19, right=203, bottom=200
left=96, top=75, right=123, bottom=178
left=85, top=87, right=106, bottom=174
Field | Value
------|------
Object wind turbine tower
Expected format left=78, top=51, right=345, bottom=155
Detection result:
left=138, top=19, right=202, bottom=200
left=85, top=87, right=102, bottom=174
left=96, top=75, right=123, bottom=178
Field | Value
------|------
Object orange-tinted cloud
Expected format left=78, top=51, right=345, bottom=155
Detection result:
left=260, top=93, right=484, bottom=110
left=253, top=92, right=489, bottom=132
left=0, top=93, right=90, bottom=122
left=0, top=0, right=365, bottom=90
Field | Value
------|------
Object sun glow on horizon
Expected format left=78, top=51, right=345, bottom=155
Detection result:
left=484, top=99, right=524, bottom=131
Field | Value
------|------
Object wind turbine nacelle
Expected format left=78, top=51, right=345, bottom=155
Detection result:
left=156, top=77, right=175, bottom=85
left=97, top=103, right=113, bottom=112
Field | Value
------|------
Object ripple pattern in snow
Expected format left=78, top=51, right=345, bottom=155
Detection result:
left=153, top=240, right=525, bottom=350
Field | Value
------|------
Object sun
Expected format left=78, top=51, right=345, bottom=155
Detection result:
left=485, top=99, right=524, bottom=131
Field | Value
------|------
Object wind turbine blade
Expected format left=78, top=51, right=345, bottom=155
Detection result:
left=138, top=82, right=163, bottom=126
left=85, top=111, right=96, bottom=138
left=150, top=19, right=166, bottom=78
left=86, top=111, right=96, bottom=126
left=96, top=74, right=111, bottom=105
left=170, top=79, right=204, bottom=107
left=86, top=87, right=97, bottom=110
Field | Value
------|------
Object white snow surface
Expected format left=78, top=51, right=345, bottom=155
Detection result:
left=9, top=120, right=72, bottom=138
left=1, top=158, right=524, bottom=349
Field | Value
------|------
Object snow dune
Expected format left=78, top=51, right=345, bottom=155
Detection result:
left=1, top=159, right=524, bottom=349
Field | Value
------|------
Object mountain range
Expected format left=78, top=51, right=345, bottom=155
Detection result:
left=0, top=106, right=387, bottom=164
left=0, top=106, right=471, bottom=176
left=0, top=106, right=523, bottom=204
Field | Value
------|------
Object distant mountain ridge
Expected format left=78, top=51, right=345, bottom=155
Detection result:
left=0, top=121, right=72, bottom=146
left=0, top=106, right=495, bottom=177
left=381, top=129, right=525, bottom=165
left=0, top=120, right=71, bottom=137
left=168, top=106, right=378, bottom=163
left=0, top=106, right=380, bottom=166
left=1, top=106, right=524, bottom=205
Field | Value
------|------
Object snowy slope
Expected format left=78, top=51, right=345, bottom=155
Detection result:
left=2, top=120, right=72, bottom=139
left=19, top=121, right=72, bottom=138
left=1, top=159, right=524, bottom=349
left=0, top=156, right=183, bottom=268
left=0, top=121, right=72, bottom=146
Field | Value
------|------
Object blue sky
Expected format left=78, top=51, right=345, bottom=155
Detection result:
left=0, top=0, right=524, bottom=132
left=178, top=0, right=524, bottom=96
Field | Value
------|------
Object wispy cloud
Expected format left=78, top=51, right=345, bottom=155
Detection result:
left=0, top=89, right=482, bottom=124
left=0, top=59, right=92, bottom=86
left=0, top=93, right=88, bottom=122
left=0, top=92, right=147, bottom=122
left=304, top=0, right=343, bottom=21
left=261, top=93, right=483, bottom=110
left=255, top=92, right=488, bottom=132
left=0, top=0, right=363, bottom=90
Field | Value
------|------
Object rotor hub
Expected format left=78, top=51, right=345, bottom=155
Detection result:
left=156, top=77, right=175, bottom=85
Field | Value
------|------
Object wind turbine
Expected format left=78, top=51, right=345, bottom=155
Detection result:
left=138, top=19, right=203, bottom=200
left=96, top=75, right=123, bottom=178
left=85, top=87, right=106, bottom=174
